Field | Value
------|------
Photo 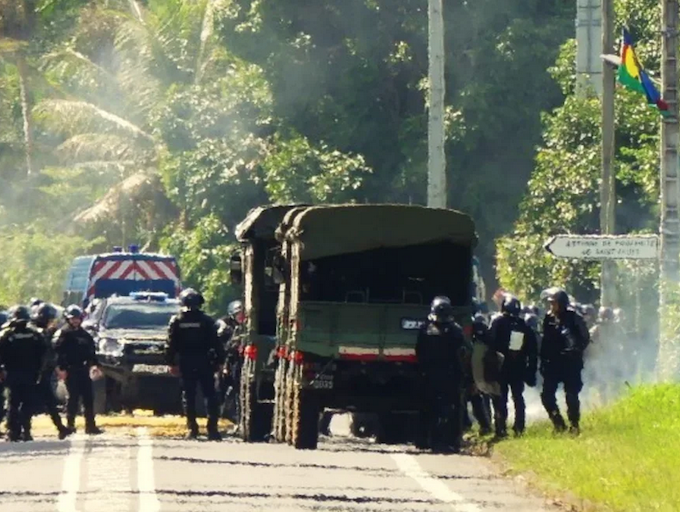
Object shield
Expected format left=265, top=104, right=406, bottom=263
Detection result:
left=471, top=341, right=504, bottom=396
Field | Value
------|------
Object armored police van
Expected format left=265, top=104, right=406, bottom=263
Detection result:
left=62, top=245, right=181, bottom=308
left=234, top=204, right=477, bottom=449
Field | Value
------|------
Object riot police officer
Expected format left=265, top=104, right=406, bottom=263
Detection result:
left=217, top=300, right=245, bottom=424
left=415, top=296, right=466, bottom=453
left=54, top=305, right=103, bottom=435
left=488, top=295, right=538, bottom=437
left=166, top=288, right=224, bottom=441
left=31, top=302, right=72, bottom=439
left=540, top=289, right=590, bottom=435
left=0, top=306, right=46, bottom=441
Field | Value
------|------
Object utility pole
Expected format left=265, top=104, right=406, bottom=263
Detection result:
left=576, top=0, right=603, bottom=98
left=600, top=0, right=616, bottom=306
left=659, top=0, right=680, bottom=379
left=427, top=0, right=447, bottom=208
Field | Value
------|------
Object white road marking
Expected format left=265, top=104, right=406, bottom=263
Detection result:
left=391, top=453, right=482, bottom=512
left=136, top=427, right=160, bottom=512
left=58, top=435, right=86, bottom=512
left=83, top=436, right=133, bottom=512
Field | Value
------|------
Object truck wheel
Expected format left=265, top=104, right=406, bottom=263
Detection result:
left=284, top=358, right=296, bottom=445
left=291, top=362, right=320, bottom=450
left=376, top=413, right=410, bottom=445
left=240, top=357, right=271, bottom=442
left=273, top=357, right=288, bottom=442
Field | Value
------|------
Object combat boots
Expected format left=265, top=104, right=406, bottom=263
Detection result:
left=549, top=410, right=567, bottom=433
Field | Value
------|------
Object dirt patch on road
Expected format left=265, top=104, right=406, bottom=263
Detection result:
left=31, top=412, right=234, bottom=439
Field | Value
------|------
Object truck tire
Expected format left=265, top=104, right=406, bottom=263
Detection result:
left=284, top=359, right=296, bottom=445
left=291, top=362, right=319, bottom=450
left=376, top=412, right=411, bottom=445
left=240, top=357, right=271, bottom=442
left=272, top=357, right=288, bottom=442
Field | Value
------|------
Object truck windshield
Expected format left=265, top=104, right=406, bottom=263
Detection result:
left=103, top=303, right=179, bottom=329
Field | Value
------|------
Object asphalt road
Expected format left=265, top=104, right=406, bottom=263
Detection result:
left=0, top=417, right=557, bottom=512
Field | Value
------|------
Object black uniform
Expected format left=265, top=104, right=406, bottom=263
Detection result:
left=488, top=313, right=538, bottom=436
left=33, top=324, right=69, bottom=437
left=415, top=320, right=466, bottom=452
left=540, top=308, right=590, bottom=431
left=54, top=324, right=100, bottom=431
left=166, top=308, right=224, bottom=436
left=0, top=320, right=46, bottom=441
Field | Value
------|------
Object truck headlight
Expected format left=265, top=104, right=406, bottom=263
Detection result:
left=99, top=338, right=124, bottom=358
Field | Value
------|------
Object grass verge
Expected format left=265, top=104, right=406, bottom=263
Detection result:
left=495, top=384, right=680, bottom=512
left=31, top=411, right=233, bottom=438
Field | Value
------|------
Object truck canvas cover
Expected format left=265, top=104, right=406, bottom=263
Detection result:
left=236, top=204, right=309, bottom=242
left=281, top=204, right=477, bottom=260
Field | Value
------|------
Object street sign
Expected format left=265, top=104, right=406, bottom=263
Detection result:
left=544, top=234, right=659, bottom=260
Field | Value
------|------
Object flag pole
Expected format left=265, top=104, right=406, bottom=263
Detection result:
left=600, top=0, right=616, bottom=307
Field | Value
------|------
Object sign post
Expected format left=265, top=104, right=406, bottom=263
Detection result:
left=544, top=234, right=659, bottom=260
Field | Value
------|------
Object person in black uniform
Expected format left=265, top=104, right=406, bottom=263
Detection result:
left=540, top=288, right=590, bottom=435
left=166, top=288, right=224, bottom=441
left=488, top=295, right=538, bottom=437
left=54, top=305, right=103, bottom=435
left=0, top=306, right=46, bottom=441
left=0, top=310, right=8, bottom=432
left=31, top=302, right=72, bottom=439
left=216, top=300, right=245, bottom=424
left=415, top=296, right=466, bottom=453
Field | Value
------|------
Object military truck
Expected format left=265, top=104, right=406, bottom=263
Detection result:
left=231, top=205, right=306, bottom=441
left=234, top=204, right=477, bottom=449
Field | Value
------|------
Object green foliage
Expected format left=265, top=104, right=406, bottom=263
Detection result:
left=161, top=214, right=239, bottom=315
left=0, top=228, right=99, bottom=307
left=497, top=8, right=661, bottom=304
left=497, top=384, right=680, bottom=511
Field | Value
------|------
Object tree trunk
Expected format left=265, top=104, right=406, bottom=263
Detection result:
left=16, top=55, right=34, bottom=177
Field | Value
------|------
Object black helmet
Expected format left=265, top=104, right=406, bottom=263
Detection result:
left=501, top=294, right=521, bottom=316
left=227, top=300, right=243, bottom=317
left=429, top=296, right=454, bottom=323
left=64, top=304, right=84, bottom=320
left=29, top=297, right=44, bottom=308
left=10, top=305, right=31, bottom=321
left=524, top=313, right=539, bottom=331
left=0, top=310, right=7, bottom=326
left=179, top=288, right=204, bottom=309
left=472, top=313, right=488, bottom=339
left=32, top=302, right=58, bottom=327
left=545, top=288, right=570, bottom=308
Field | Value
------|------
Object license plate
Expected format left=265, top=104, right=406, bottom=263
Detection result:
left=132, top=364, right=170, bottom=375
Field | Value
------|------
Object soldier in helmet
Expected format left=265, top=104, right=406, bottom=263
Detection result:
left=540, top=288, right=590, bottom=435
left=216, top=300, right=245, bottom=424
left=0, top=306, right=46, bottom=441
left=166, top=288, right=224, bottom=441
left=54, top=305, right=103, bottom=435
left=488, top=294, right=538, bottom=437
left=415, top=296, right=466, bottom=453
left=31, top=302, right=72, bottom=439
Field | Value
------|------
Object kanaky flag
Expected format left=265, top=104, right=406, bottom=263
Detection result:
left=618, top=28, right=670, bottom=116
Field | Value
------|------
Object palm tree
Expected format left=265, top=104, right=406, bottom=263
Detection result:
left=35, top=0, right=225, bottom=241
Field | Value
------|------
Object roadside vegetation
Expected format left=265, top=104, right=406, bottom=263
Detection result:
left=495, top=384, right=680, bottom=512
